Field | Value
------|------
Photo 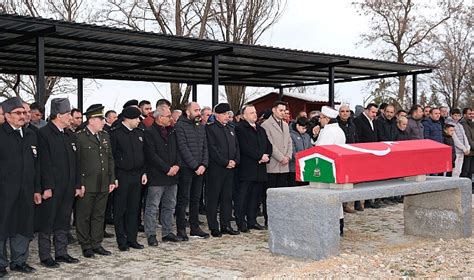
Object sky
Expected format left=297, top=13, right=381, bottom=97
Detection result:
left=51, top=1, right=377, bottom=113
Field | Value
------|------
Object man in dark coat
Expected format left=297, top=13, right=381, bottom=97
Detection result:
left=0, top=97, right=40, bottom=276
left=375, top=104, right=398, bottom=141
left=235, top=104, right=272, bottom=232
left=110, top=107, right=147, bottom=251
left=75, top=104, right=116, bottom=258
left=422, top=108, right=443, bottom=143
left=353, top=103, right=380, bottom=209
left=174, top=102, right=210, bottom=240
left=144, top=105, right=182, bottom=246
left=35, top=98, right=81, bottom=268
left=205, top=103, right=240, bottom=237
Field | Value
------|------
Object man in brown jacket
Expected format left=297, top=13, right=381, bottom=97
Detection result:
left=261, top=101, right=292, bottom=226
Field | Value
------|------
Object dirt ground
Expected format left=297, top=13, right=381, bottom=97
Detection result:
left=5, top=199, right=474, bottom=279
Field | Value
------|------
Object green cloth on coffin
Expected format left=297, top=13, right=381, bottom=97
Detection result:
left=302, top=156, right=335, bottom=183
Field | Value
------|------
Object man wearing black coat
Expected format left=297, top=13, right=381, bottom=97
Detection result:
left=0, top=97, right=40, bottom=276
left=205, top=103, right=240, bottom=237
left=35, top=98, right=81, bottom=268
left=144, top=105, right=182, bottom=246
left=110, top=107, right=147, bottom=251
left=174, top=102, right=210, bottom=240
left=235, top=104, right=272, bottom=232
left=353, top=103, right=380, bottom=209
left=374, top=104, right=398, bottom=141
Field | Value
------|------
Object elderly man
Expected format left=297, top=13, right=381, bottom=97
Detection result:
left=0, top=97, right=40, bottom=276
left=35, top=98, right=80, bottom=268
left=261, top=101, right=292, bottom=226
left=171, top=109, right=182, bottom=126
left=235, top=104, right=272, bottom=232
left=175, top=102, right=210, bottom=240
left=205, top=103, right=240, bottom=237
left=144, top=105, right=182, bottom=246
left=75, top=104, right=116, bottom=258
left=110, top=107, right=147, bottom=251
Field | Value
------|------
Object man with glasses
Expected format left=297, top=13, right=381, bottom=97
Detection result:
left=0, top=97, right=40, bottom=276
left=36, top=98, right=81, bottom=268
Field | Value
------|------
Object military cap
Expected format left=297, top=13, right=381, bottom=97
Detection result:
left=123, top=99, right=139, bottom=108
left=84, top=104, right=105, bottom=119
left=214, top=103, right=231, bottom=114
left=2, top=97, right=23, bottom=113
left=121, top=106, right=141, bottom=119
left=50, top=98, right=71, bottom=116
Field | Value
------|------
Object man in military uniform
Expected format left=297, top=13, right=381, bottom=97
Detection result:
left=0, top=97, right=40, bottom=277
left=205, top=103, right=240, bottom=237
left=110, top=107, right=147, bottom=251
left=75, top=104, right=116, bottom=258
left=35, top=98, right=81, bottom=268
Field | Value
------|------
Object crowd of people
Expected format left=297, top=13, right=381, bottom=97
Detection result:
left=0, top=95, right=473, bottom=277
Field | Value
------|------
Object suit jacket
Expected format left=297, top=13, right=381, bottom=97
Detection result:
left=261, top=115, right=292, bottom=173
left=354, top=113, right=377, bottom=143
left=75, top=127, right=115, bottom=193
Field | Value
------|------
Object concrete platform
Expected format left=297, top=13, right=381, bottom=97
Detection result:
left=267, top=176, right=472, bottom=260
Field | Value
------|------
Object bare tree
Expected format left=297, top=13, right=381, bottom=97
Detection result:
left=353, top=0, right=461, bottom=108
left=0, top=0, right=98, bottom=105
left=428, top=4, right=472, bottom=110
left=209, top=0, right=286, bottom=112
left=104, top=0, right=213, bottom=109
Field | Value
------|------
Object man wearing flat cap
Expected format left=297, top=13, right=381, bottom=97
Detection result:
left=0, top=97, right=40, bottom=276
left=205, top=103, right=240, bottom=237
left=35, top=98, right=81, bottom=268
left=110, top=106, right=147, bottom=251
left=75, top=104, right=116, bottom=258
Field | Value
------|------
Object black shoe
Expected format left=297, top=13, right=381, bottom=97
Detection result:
left=0, top=267, right=7, bottom=278
left=93, top=246, right=112, bottom=256
left=118, top=244, right=130, bottom=251
left=10, top=263, right=36, bottom=273
left=249, top=223, right=266, bottom=230
left=128, top=242, right=144, bottom=249
left=138, top=224, right=145, bottom=232
left=177, top=230, right=189, bottom=241
left=40, top=258, right=60, bottom=268
left=82, top=249, right=95, bottom=258
left=162, top=233, right=181, bottom=242
left=147, top=235, right=158, bottom=246
left=211, top=229, right=222, bottom=237
left=190, top=227, right=210, bottom=239
left=67, top=232, right=77, bottom=244
left=238, top=224, right=249, bottom=233
left=55, top=254, right=80, bottom=264
left=221, top=226, right=240, bottom=235
left=103, top=231, right=114, bottom=238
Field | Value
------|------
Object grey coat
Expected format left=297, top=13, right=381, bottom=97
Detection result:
left=261, top=116, right=292, bottom=173
left=289, top=129, right=312, bottom=172
left=406, top=116, right=424, bottom=140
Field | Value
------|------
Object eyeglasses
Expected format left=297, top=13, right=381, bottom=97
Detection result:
left=9, top=111, right=27, bottom=115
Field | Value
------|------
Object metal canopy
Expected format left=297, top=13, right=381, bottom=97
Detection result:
left=0, top=13, right=434, bottom=90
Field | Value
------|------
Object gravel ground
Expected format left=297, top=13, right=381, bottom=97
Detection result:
left=4, top=197, right=474, bottom=279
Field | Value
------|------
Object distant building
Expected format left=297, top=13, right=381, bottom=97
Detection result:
left=248, top=92, right=340, bottom=119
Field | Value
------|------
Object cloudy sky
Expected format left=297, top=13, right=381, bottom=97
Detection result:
left=64, top=1, right=377, bottom=113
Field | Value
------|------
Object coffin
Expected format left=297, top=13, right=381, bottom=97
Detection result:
left=295, top=140, right=452, bottom=184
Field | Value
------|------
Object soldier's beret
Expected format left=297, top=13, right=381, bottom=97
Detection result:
left=50, top=98, right=71, bottom=116
left=123, top=99, right=139, bottom=108
left=2, top=97, right=23, bottom=113
left=84, top=104, right=105, bottom=119
left=121, top=106, right=141, bottom=119
left=214, top=103, right=231, bottom=114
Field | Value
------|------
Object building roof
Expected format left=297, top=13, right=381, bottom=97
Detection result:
left=248, top=92, right=333, bottom=104
left=0, top=13, right=434, bottom=88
